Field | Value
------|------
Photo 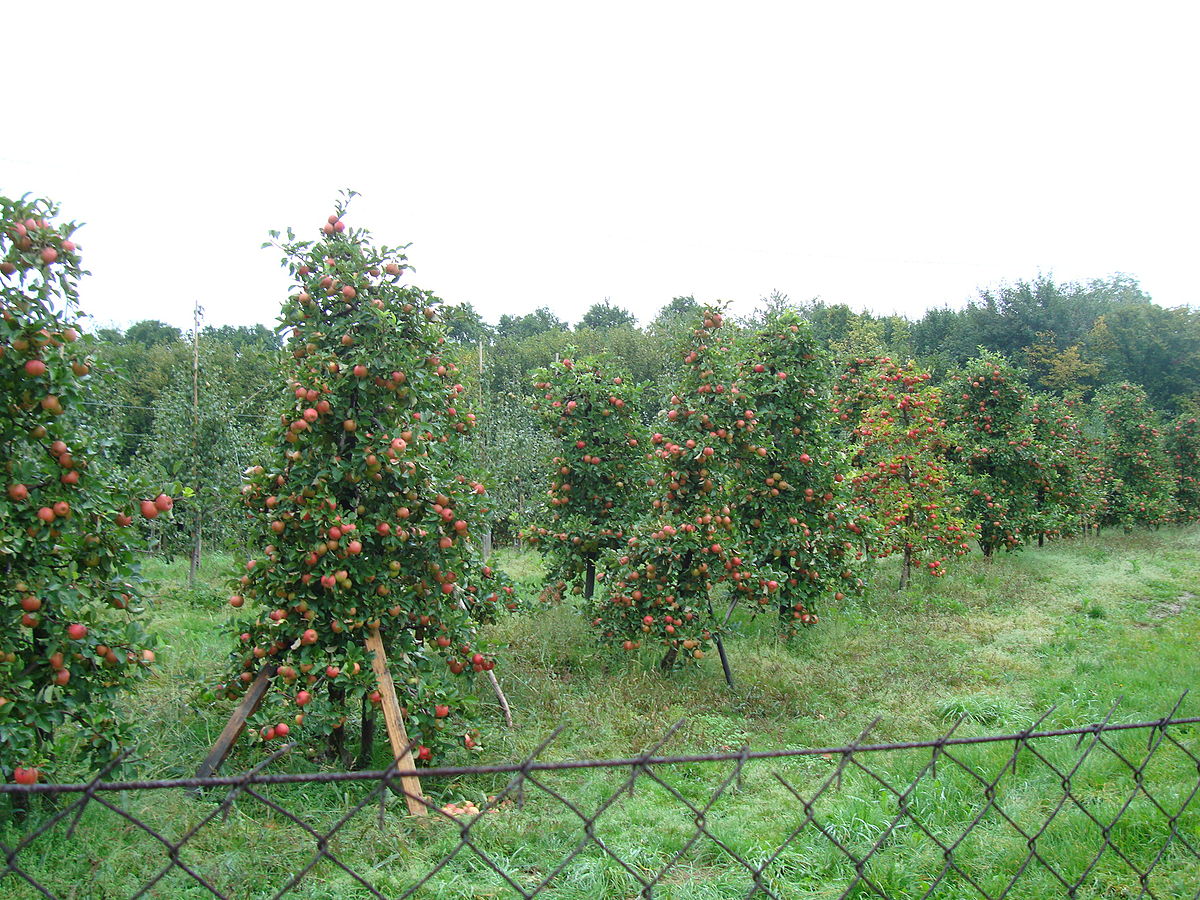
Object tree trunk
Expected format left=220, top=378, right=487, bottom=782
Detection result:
left=584, top=553, right=596, bottom=601
left=715, top=636, right=734, bottom=688
left=329, top=684, right=350, bottom=767
left=189, top=517, right=202, bottom=587
left=899, top=546, right=912, bottom=590
left=357, top=694, right=377, bottom=770
left=659, top=646, right=678, bottom=671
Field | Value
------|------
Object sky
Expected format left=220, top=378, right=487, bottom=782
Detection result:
left=4, top=1, right=1197, bottom=333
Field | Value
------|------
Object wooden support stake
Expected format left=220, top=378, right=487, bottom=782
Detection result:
left=196, top=664, right=276, bottom=781
left=365, top=625, right=427, bottom=816
left=453, top=594, right=514, bottom=727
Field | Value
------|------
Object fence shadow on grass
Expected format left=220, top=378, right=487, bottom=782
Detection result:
left=2, top=697, right=1199, bottom=899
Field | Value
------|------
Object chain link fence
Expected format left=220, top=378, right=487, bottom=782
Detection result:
left=2, top=699, right=1198, bottom=899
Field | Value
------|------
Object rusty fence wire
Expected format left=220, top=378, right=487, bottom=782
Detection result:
left=2, top=698, right=1199, bottom=899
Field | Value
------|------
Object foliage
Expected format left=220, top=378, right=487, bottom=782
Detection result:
left=1092, top=382, right=1176, bottom=530
left=494, top=307, right=566, bottom=340
left=834, top=356, right=969, bottom=588
left=733, top=311, right=867, bottom=624
left=473, top=391, right=551, bottom=546
left=1165, top=407, right=1200, bottom=521
left=944, top=351, right=1040, bottom=556
left=577, top=300, right=637, bottom=331
left=592, top=308, right=753, bottom=667
left=133, top=342, right=266, bottom=558
left=1085, top=306, right=1200, bottom=412
left=525, top=352, right=646, bottom=600
left=0, top=194, right=162, bottom=782
left=911, top=274, right=1152, bottom=370
left=1028, top=395, right=1100, bottom=538
left=216, top=200, right=514, bottom=766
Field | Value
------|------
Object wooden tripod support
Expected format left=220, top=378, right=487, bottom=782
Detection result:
left=365, top=624, right=427, bottom=815
left=196, top=664, right=277, bottom=781
left=195, top=628, right=427, bottom=816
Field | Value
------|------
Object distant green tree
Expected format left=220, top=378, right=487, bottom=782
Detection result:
left=125, top=319, right=183, bottom=348
left=1085, top=306, right=1200, bottom=411
left=912, top=274, right=1154, bottom=374
left=650, top=296, right=700, bottom=331
left=443, top=302, right=491, bottom=343
left=201, top=323, right=281, bottom=352
left=578, top=300, right=637, bottom=331
left=495, top=307, right=566, bottom=340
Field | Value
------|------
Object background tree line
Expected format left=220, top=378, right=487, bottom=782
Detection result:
left=83, top=273, right=1200, bottom=558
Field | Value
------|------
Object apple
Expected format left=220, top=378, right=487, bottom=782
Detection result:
left=13, top=767, right=39, bottom=786
left=67, top=623, right=88, bottom=640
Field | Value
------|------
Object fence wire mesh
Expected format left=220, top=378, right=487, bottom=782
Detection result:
left=2, top=700, right=1199, bottom=899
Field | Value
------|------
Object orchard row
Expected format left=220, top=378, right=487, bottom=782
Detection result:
left=526, top=329, right=1195, bottom=666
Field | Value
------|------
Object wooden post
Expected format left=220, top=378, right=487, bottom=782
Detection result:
left=189, top=301, right=203, bottom=587
left=365, top=625, right=427, bottom=815
left=195, top=665, right=276, bottom=781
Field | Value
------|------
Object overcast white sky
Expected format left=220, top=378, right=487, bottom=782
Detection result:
left=4, top=1, right=1197, bottom=333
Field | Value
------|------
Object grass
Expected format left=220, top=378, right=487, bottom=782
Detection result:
left=4, top=527, right=1200, bottom=897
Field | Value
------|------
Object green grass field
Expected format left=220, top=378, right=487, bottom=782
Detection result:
left=4, top=527, right=1199, bottom=898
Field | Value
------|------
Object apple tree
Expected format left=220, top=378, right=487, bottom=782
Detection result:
left=216, top=199, right=512, bottom=767
left=733, top=311, right=867, bottom=625
left=1028, top=394, right=1099, bottom=542
left=833, top=356, right=969, bottom=589
left=1, top=194, right=163, bottom=785
left=525, top=352, right=646, bottom=601
left=1093, top=382, right=1176, bottom=530
left=1166, top=407, right=1200, bottom=521
left=944, top=351, right=1041, bottom=556
left=591, top=308, right=759, bottom=671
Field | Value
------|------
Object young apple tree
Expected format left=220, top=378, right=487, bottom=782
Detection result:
left=1, top=194, right=163, bottom=784
left=734, top=311, right=866, bottom=624
left=945, top=352, right=1040, bottom=556
left=216, top=199, right=512, bottom=767
left=525, top=352, right=645, bottom=601
left=1028, top=394, right=1099, bottom=542
left=1093, top=382, right=1176, bottom=531
left=592, top=307, right=758, bottom=672
left=833, top=356, right=969, bottom=589
left=1166, top=407, right=1200, bottom=521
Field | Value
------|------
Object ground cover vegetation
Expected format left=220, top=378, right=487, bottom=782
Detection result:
left=3, top=192, right=1200, bottom=895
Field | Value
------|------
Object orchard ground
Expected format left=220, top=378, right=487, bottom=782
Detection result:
left=6, top=526, right=1200, bottom=898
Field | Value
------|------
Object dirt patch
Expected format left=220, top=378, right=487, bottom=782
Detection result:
left=1149, top=592, right=1195, bottom=619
